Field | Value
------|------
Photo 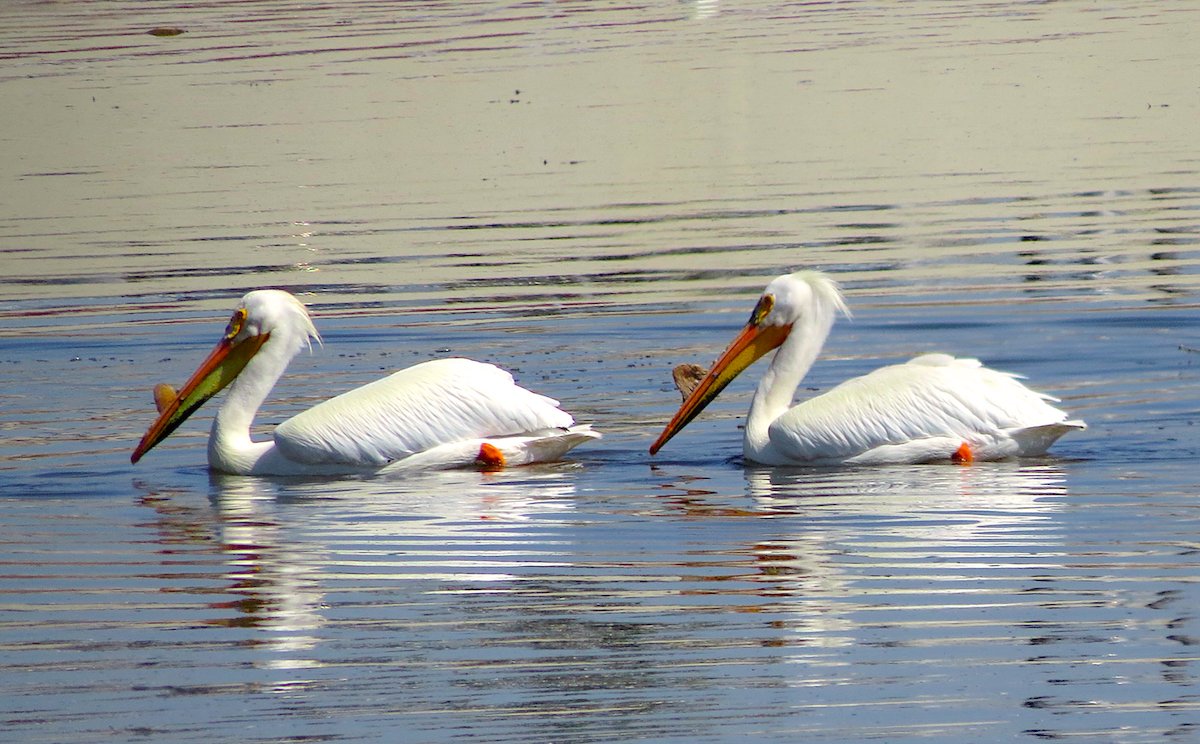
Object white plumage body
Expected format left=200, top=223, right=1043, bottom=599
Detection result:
left=269, top=358, right=589, bottom=473
left=751, top=353, right=1083, bottom=466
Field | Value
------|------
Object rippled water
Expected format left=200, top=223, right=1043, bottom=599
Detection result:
left=3, top=1, right=1200, bottom=742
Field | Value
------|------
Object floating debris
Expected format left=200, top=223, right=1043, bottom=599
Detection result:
left=147, top=27, right=185, bottom=37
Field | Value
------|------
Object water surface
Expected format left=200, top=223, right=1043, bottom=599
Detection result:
left=3, top=2, right=1200, bottom=742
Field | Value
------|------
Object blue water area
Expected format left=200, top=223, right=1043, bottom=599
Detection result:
left=3, top=294, right=1200, bottom=743
left=4, top=0, right=1200, bottom=740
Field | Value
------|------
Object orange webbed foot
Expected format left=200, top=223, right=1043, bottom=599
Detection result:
left=476, top=442, right=506, bottom=471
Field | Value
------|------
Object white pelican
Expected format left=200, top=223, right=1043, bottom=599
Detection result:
left=131, top=290, right=599, bottom=475
left=650, top=271, right=1085, bottom=465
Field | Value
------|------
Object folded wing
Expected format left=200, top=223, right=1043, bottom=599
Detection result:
left=273, top=358, right=576, bottom=466
left=770, top=354, right=1082, bottom=462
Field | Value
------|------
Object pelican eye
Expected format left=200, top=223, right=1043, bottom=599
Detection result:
left=749, top=294, right=774, bottom=326
left=224, top=308, right=248, bottom=339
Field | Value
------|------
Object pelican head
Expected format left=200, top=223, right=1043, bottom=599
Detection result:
left=649, top=271, right=849, bottom=455
left=131, top=290, right=319, bottom=463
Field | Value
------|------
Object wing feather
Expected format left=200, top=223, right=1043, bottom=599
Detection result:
left=770, top=353, right=1076, bottom=462
left=273, top=358, right=575, bottom=466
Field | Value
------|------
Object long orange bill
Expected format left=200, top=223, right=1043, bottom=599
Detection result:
left=649, top=318, right=791, bottom=455
left=131, top=331, right=269, bottom=463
